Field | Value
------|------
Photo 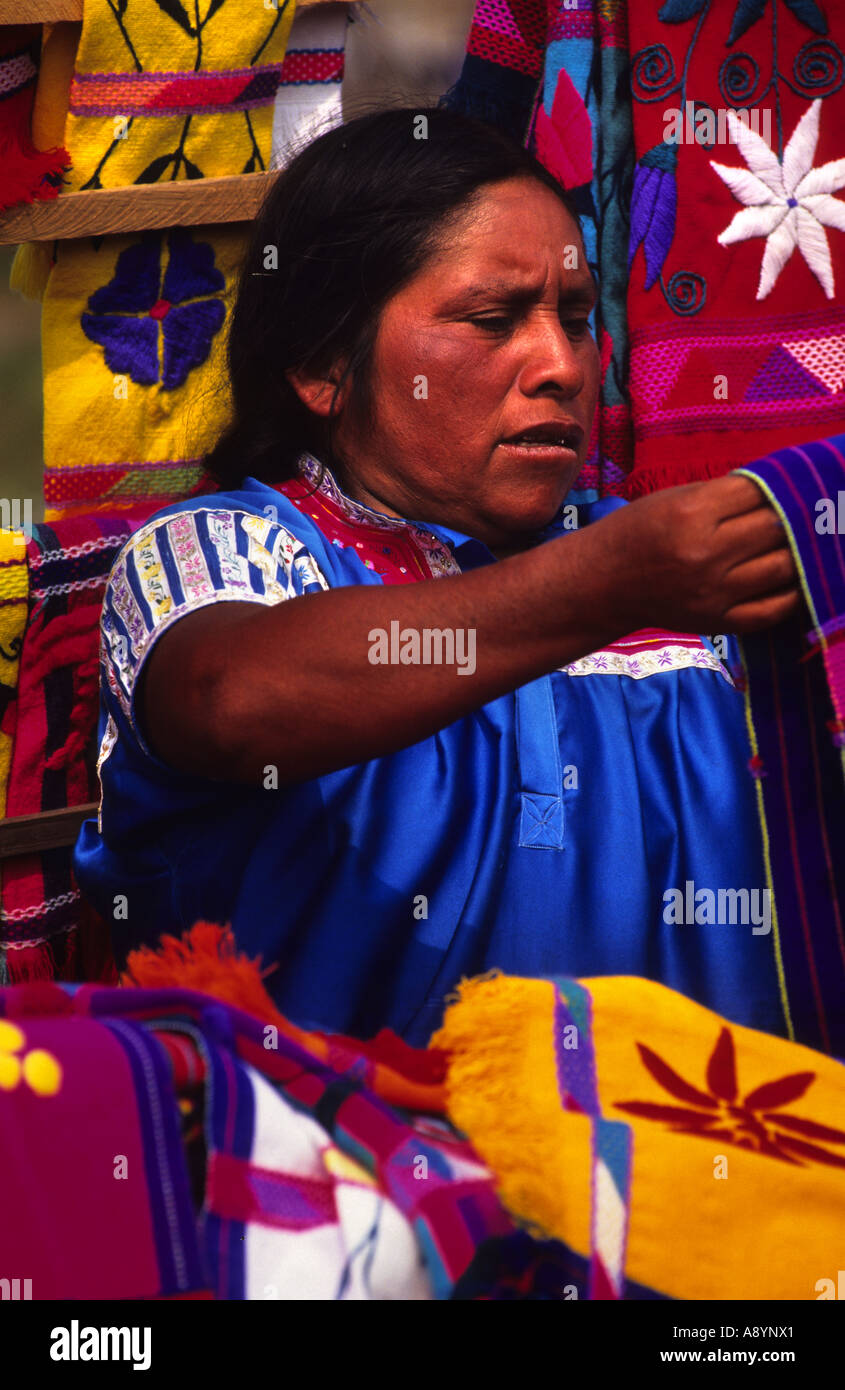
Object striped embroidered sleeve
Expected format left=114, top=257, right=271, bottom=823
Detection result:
left=100, top=505, right=329, bottom=751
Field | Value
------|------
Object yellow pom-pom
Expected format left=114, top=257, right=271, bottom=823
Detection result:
left=22, top=1049, right=62, bottom=1097
left=0, top=1020, right=24, bottom=1053
left=0, top=1052, right=22, bottom=1090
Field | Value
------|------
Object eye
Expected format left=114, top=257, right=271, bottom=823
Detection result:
left=468, top=315, right=513, bottom=332
left=562, top=317, right=592, bottom=339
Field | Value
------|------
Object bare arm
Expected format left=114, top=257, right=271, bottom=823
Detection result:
left=139, top=476, right=799, bottom=785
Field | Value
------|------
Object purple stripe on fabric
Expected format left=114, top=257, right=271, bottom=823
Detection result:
left=802, top=658, right=845, bottom=975
left=205, top=1039, right=254, bottom=1299
left=249, top=1170, right=337, bottom=1227
left=807, top=615, right=845, bottom=643
left=101, top=1019, right=205, bottom=1294
left=794, top=446, right=845, bottom=590
left=767, top=636, right=830, bottom=1051
left=764, top=454, right=837, bottom=622
left=74, top=93, right=278, bottom=119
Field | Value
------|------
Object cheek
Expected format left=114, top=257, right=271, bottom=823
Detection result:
left=379, top=324, right=505, bottom=413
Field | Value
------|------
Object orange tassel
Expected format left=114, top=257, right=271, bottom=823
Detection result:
left=121, top=922, right=448, bottom=1113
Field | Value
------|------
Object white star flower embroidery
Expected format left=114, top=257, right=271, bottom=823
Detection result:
left=710, top=99, right=845, bottom=300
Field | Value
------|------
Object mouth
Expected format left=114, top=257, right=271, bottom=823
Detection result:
left=497, top=421, right=584, bottom=463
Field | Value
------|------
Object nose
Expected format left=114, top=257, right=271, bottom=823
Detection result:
left=516, top=309, right=587, bottom=399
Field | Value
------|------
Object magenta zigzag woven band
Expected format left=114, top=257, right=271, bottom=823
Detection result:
left=629, top=311, right=845, bottom=438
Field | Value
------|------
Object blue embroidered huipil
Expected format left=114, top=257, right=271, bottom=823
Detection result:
left=74, top=454, right=786, bottom=1045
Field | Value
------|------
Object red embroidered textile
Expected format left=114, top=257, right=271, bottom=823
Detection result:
left=625, top=1, right=845, bottom=493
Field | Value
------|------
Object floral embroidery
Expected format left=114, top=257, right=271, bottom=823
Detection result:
left=632, top=0, right=844, bottom=313
left=710, top=99, right=845, bottom=299
left=81, top=229, right=226, bottom=388
left=629, top=142, right=679, bottom=293
left=563, top=644, right=731, bottom=681
left=614, top=1026, right=845, bottom=1166
left=0, top=1020, right=62, bottom=1097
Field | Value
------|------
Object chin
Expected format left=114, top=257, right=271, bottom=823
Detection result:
left=500, top=479, right=578, bottom=532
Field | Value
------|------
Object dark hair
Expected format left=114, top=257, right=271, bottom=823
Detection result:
left=203, top=105, right=584, bottom=491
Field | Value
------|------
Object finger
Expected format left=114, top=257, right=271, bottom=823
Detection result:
left=707, top=474, right=772, bottom=520
left=722, top=588, right=803, bottom=633
left=723, top=545, right=797, bottom=597
left=717, top=504, right=788, bottom=566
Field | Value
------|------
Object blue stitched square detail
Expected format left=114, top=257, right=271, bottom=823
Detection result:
left=519, top=792, right=564, bottom=849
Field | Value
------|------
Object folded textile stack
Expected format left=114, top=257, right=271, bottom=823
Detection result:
left=0, top=964, right=578, bottom=1301
left=434, top=971, right=845, bottom=1301
left=3, top=923, right=841, bottom=1299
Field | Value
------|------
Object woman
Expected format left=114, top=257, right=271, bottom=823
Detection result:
left=74, top=109, right=799, bottom=1045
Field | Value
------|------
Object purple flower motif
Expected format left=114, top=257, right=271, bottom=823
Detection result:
left=81, top=228, right=226, bottom=390
left=629, top=142, right=678, bottom=290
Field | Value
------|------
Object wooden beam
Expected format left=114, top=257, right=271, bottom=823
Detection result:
left=0, top=0, right=80, bottom=18
left=0, top=169, right=279, bottom=243
left=0, top=803, right=98, bottom=859
left=1, top=0, right=343, bottom=19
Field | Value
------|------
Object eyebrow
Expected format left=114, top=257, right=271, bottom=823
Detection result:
left=442, top=275, right=598, bottom=310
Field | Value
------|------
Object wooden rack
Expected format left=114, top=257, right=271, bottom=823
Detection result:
left=0, top=803, right=99, bottom=857
left=0, top=171, right=279, bottom=242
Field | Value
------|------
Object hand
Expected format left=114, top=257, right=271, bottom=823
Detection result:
left=591, top=475, right=801, bottom=636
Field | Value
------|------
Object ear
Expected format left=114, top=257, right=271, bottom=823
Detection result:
left=285, top=360, right=350, bottom=418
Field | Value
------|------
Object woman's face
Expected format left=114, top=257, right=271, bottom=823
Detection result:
left=330, top=175, right=601, bottom=554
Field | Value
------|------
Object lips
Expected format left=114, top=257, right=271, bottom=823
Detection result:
left=500, top=420, right=584, bottom=449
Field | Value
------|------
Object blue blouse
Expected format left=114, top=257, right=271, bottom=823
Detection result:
left=74, top=454, right=786, bottom=1045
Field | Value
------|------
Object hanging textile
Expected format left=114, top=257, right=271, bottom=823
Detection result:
left=0, top=24, right=71, bottom=215
left=40, top=225, right=243, bottom=519
left=444, top=0, right=845, bottom=497
left=271, top=0, right=347, bottom=166
left=0, top=530, right=28, bottom=821
left=0, top=510, right=156, bottom=983
left=625, top=0, right=845, bottom=494
left=441, top=0, right=634, bottom=501
left=60, top=0, right=296, bottom=194
left=735, top=433, right=845, bottom=1057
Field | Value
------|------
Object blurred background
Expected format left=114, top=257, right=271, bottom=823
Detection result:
left=0, top=0, right=476, bottom=523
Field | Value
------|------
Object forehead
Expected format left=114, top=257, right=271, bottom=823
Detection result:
left=436, top=179, right=586, bottom=265
left=425, top=177, right=588, bottom=287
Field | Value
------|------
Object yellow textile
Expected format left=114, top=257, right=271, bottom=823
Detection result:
left=41, top=223, right=244, bottom=518
left=61, top=0, right=296, bottom=193
left=0, top=531, right=29, bottom=819
left=433, top=973, right=845, bottom=1300
left=9, top=242, right=54, bottom=303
